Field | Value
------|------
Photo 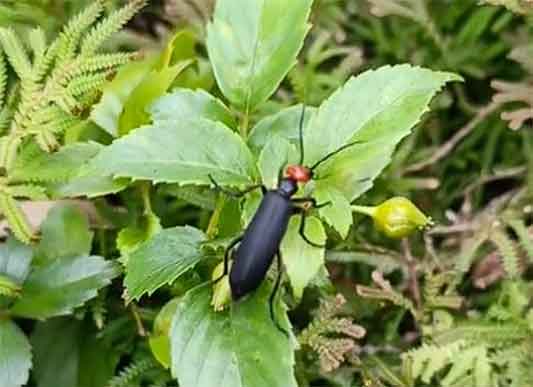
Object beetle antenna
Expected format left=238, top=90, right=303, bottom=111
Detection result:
left=298, top=104, right=306, bottom=166
left=309, top=140, right=364, bottom=172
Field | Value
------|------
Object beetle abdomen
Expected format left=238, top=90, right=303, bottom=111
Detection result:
left=230, top=191, right=292, bottom=300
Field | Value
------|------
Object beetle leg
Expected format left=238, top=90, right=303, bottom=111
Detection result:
left=298, top=212, right=326, bottom=248
left=208, top=174, right=265, bottom=198
left=269, top=251, right=289, bottom=338
left=291, top=197, right=331, bottom=209
left=213, top=235, right=243, bottom=284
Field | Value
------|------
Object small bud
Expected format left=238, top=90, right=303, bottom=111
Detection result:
left=211, top=261, right=232, bottom=311
left=352, top=197, right=433, bottom=239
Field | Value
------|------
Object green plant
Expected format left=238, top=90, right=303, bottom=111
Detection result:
left=1, top=0, right=533, bottom=386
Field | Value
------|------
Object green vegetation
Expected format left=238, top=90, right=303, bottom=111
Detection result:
left=0, top=0, right=532, bottom=386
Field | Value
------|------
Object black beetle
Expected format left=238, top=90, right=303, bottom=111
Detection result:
left=209, top=107, right=362, bottom=334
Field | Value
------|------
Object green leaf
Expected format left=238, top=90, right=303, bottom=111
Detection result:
left=0, top=319, right=32, bottom=387
left=150, top=297, right=180, bottom=369
left=91, top=28, right=206, bottom=136
left=314, top=186, right=352, bottom=238
left=304, top=65, right=461, bottom=168
left=31, top=318, right=118, bottom=387
left=304, top=65, right=461, bottom=186
left=10, top=255, right=119, bottom=319
left=51, top=174, right=129, bottom=198
left=258, top=135, right=297, bottom=189
left=217, top=198, right=243, bottom=238
left=88, top=118, right=257, bottom=186
left=280, top=216, right=325, bottom=299
left=241, top=189, right=262, bottom=227
left=248, top=104, right=315, bottom=153
left=0, top=236, right=33, bottom=284
left=91, top=59, right=155, bottom=137
left=118, top=60, right=192, bottom=136
left=78, top=332, right=118, bottom=387
left=149, top=88, right=236, bottom=128
left=125, top=226, right=205, bottom=301
left=31, top=318, right=82, bottom=387
left=206, top=0, right=313, bottom=110
left=37, top=204, right=93, bottom=261
left=314, top=139, right=392, bottom=203
left=159, top=185, right=217, bottom=211
left=170, top=285, right=297, bottom=387
left=117, top=212, right=161, bottom=256
left=305, top=65, right=460, bottom=224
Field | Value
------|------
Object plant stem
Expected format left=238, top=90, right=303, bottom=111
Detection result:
left=401, top=238, right=422, bottom=310
left=206, top=105, right=249, bottom=239
left=130, top=303, right=147, bottom=337
left=351, top=205, right=376, bottom=217
left=239, top=110, right=249, bottom=138
left=140, top=181, right=153, bottom=215
left=206, top=195, right=226, bottom=239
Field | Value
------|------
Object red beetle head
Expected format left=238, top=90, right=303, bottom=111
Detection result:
left=285, top=165, right=312, bottom=183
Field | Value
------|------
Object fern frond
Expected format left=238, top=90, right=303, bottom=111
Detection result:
left=508, top=349, right=533, bottom=387
left=3, top=184, right=47, bottom=200
left=0, top=84, right=18, bottom=134
left=0, top=108, right=10, bottom=133
left=81, top=0, right=147, bottom=56
left=90, top=293, right=108, bottom=329
left=0, top=28, right=32, bottom=77
left=405, top=340, right=466, bottom=384
left=425, top=272, right=463, bottom=310
left=455, top=233, right=487, bottom=274
left=432, top=321, right=530, bottom=346
left=492, top=344, right=533, bottom=386
left=32, top=38, right=60, bottom=85
left=357, top=271, right=418, bottom=318
left=0, top=192, right=34, bottom=243
left=39, top=114, right=80, bottom=135
left=1, top=1, right=142, bottom=161
left=490, top=229, right=520, bottom=278
left=33, top=127, right=60, bottom=152
left=55, top=1, right=104, bottom=63
left=106, top=358, right=157, bottom=387
left=405, top=340, right=495, bottom=387
left=27, top=27, right=47, bottom=61
left=26, top=105, right=66, bottom=126
left=0, top=49, right=6, bottom=107
left=299, top=294, right=366, bottom=373
left=0, top=134, right=22, bottom=171
left=62, top=52, right=133, bottom=82
left=441, top=345, right=492, bottom=387
left=68, top=71, right=113, bottom=97
left=507, top=219, right=533, bottom=263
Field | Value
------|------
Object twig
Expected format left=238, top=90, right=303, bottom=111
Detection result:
left=406, top=102, right=501, bottom=173
left=428, top=223, right=476, bottom=235
left=401, top=238, right=421, bottom=309
left=463, top=166, right=526, bottom=195
left=130, top=303, right=147, bottom=337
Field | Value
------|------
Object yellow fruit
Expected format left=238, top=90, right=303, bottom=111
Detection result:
left=352, top=197, right=433, bottom=239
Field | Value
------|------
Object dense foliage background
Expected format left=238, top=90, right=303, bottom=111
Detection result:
left=0, top=0, right=533, bottom=386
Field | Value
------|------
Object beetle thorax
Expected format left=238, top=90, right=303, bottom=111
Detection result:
left=278, top=178, right=298, bottom=197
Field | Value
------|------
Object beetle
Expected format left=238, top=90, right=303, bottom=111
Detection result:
left=209, top=107, right=363, bottom=335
